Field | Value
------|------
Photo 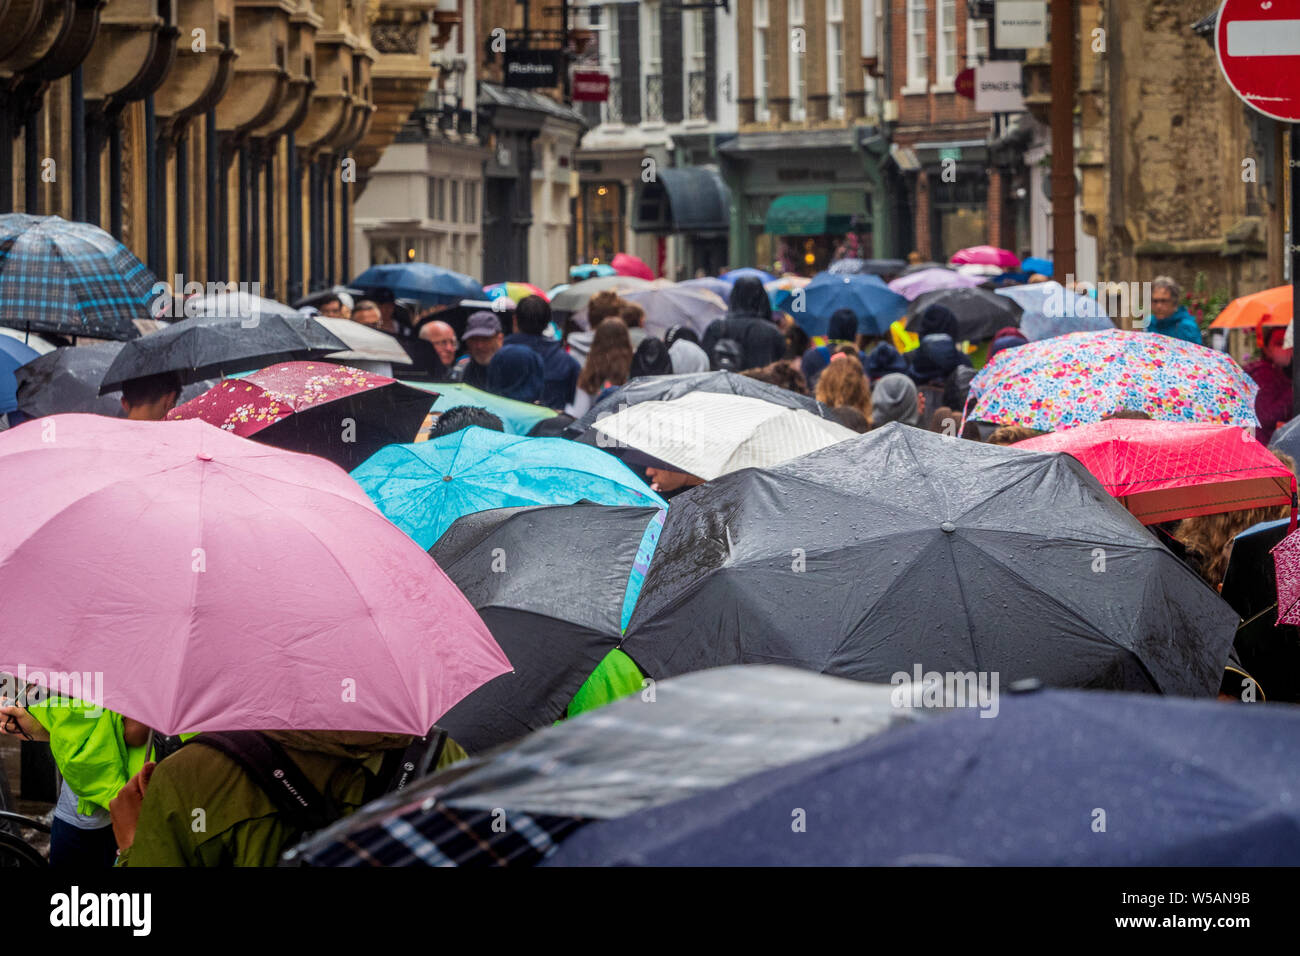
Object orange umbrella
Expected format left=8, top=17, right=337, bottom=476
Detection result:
left=1210, top=285, right=1292, bottom=329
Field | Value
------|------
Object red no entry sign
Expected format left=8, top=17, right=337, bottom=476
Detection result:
left=1216, top=0, right=1300, bottom=122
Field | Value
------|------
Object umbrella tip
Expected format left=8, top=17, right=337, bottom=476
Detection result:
left=940, top=521, right=956, bottom=533
left=197, top=452, right=213, bottom=462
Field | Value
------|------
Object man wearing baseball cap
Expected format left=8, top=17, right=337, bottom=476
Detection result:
left=452, top=311, right=504, bottom=389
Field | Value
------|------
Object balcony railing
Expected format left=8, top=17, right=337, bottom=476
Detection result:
left=644, top=73, right=663, bottom=122
left=688, top=70, right=707, bottom=120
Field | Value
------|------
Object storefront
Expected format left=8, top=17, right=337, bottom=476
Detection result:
left=718, top=126, right=895, bottom=272
left=576, top=179, right=626, bottom=265
left=631, top=165, right=731, bottom=278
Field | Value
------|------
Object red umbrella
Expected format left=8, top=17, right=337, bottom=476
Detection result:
left=611, top=252, right=654, bottom=280
left=1016, top=418, right=1296, bottom=525
left=949, top=245, right=1020, bottom=270
left=168, top=361, right=434, bottom=470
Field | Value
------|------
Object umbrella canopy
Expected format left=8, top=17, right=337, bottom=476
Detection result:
left=827, top=258, right=907, bottom=277
left=167, top=361, right=433, bottom=471
left=547, top=688, right=1300, bottom=866
left=996, top=280, right=1104, bottom=321
left=764, top=275, right=811, bottom=315
left=1270, top=413, right=1300, bottom=464
left=676, top=276, right=731, bottom=303
left=485, top=281, right=549, bottom=304
left=905, top=287, right=1023, bottom=342
left=611, top=252, right=654, bottom=280
left=568, top=370, right=833, bottom=436
left=288, top=666, right=929, bottom=867
left=570, top=263, right=617, bottom=280
left=797, top=272, right=909, bottom=337
left=0, top=214, right=156, bottom=341
left=1021, top=256, right=1054, bottom=276
left=312, top=316, right=412, bottom=366
left=0, top=335, right=41, bottom=415
left=179, top=290, right=301, bottom=321
left=428, top=503, right=666, bottom=752
left=967, top=329, right=1259, bottom=432
left=950, top=245, right=1020, bottom=270
left=351, top=426, right=667, bottom=549
left=887, top=267, right=985, bottom=301
left=98, top=314, right=347, bottom=392
left=0, top=327, right=57, bottom=355
left=954, top=263, right=1006, bottom=278
left=1015, top=419, right=1296, bottom=525
left=590, top=392, right=856, bottom=481
left=350, top=263, right=485, bottom=306
left=619, top=285, right=727, bottom=338
left=1017, top=308, right=1116, bottom=342
left=1211, top=285, right=1292, bottom=329
left=410, top=381, right=557, bottom=436
left=720, top=267, right=775, bottom=284
left=13, top=342, right=213, bottom=421
left=549, top=275, right=654, bottom=316
left=0, top=414, right=509, bottom=735
left=623, top=423, right=1239, bottom=697
left=902, top=261, right=950, bottom=275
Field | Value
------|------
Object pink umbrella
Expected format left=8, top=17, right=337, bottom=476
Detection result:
left=1015, top=419, right=1296, bottom=525
left=949, top=245, right=1021, bottom=270
left=612, top=252, right=655, bottom=280
left=1273, top=529, right=1300, bottom=625
left=0, top=414, right=510, bottom=736
left=887, top=267, right=985, bottom=301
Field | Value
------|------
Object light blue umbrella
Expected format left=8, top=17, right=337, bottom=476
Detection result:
left=570, top=264, right=617, bottom=280
left=406, top=381, right=557, bottom=436
left=721, top=267, right=776, bottom=285
left=997, top=282, right=1115, bottom=340
left=352, top=426, right=668, bottom=549
left=0, top=334, right=41, bottom=415
left=797, top=272, right=908, bottom=337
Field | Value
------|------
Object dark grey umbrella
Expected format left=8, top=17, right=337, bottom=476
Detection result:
left=15, top=343, right=213, bottom=420
left=905, top=287, right=1023, bottom=342
left=566, top=370, right=833, bottom=438
left=98, top=314, right=346, bottom=392
left=622, top=423, right=1239, bottom=697
left=429, top=502, right=665, bottom=753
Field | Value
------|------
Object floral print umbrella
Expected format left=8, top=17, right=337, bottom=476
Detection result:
left=168, top=361, right=434, bottom=470
left=965, top=329, right=1259, bottom=432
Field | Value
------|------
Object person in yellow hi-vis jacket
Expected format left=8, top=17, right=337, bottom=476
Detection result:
left=1, top=690, right=148, bottom=867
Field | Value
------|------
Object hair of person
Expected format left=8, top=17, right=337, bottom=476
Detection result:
left=431, top=405, right=505, bottom=438
left=1102, top=408, right=1153, bottom=420
left=664, top=325, right=701, bottom=348
left=1151, top=275, right=1181, bottom=302
left=121, top=371, right=183, bottom=406
left=318, top=294, right=341, bottom=309
left=618, top=301, right=645, bottom=329
left=927, top=405, right=961, bottom=435
left=814, top=354, right=872, bottom=420
left=985, top=424, right=1043, bottom=446
left=740, top=360, right=808, bottom=395
left=587, top=290, right=624, bottom=326
left=515, top=295, right=552, bottom=334
left=783, top=323, right=810, bottom=360
left=578, top=317, right=634, bottom=395
left=352, top=299, right=380, bottom=314
left=831, top=405, right=871, bottom=433
left=1174, top=448, right=1297, bottom=587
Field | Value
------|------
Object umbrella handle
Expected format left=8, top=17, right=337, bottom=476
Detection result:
left=1290, top=478, right=1297, bottom=534
left=144, top=727, right=155, bottom=763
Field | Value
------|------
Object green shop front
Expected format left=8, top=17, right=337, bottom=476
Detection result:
left=718, top=127, right=897, bottom=274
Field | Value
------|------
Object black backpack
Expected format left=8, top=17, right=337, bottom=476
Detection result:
left=710, top=337, right=745, bottom=372
left=174, top=729, right=448, bottom=835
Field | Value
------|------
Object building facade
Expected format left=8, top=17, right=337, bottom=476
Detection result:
left=1, top=0, right=440, bottom=305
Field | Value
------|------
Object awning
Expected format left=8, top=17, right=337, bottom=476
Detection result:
left=633, top=166, right=731, bottom=234
left=764, top=192, right=867, bottom=236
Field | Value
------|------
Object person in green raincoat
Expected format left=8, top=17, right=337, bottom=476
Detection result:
left=1, top=688, right=148, bottom=867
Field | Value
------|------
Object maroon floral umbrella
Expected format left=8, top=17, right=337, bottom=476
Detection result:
left=168, top=361, right=435, bottom=470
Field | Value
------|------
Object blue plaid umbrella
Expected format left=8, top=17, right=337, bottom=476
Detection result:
left=0, top=214, right=156, bottom=341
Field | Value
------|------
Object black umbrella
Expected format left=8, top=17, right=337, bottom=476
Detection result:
left=98, top=314, right=347, bottom=392
left=566, top=370, right=832, bottom=438
left=14, top=343, right=213, bottom=420
left=905, top=287, right=1023, bottom=342
left=623, top=423, right=1239, bottom=696
left=1269, top=414, right=1300, bottom=464
left=902, top=261, right=950, bottom=275
left=827, top=258, right=907, bottom=277
left=429, top=502, right=665, bottom=753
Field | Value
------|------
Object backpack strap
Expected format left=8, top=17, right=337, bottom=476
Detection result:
left=373, top=728, right=449, bottom=800
left=187, top=731, right=339, bottom=833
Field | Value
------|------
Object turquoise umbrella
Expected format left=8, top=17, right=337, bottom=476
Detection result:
left=352, top=426, right=668, bottom=549
left=407, top=381, right=556, bottom=436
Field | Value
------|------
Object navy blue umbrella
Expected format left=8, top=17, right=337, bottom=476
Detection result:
left=0, top=334, right=40, bottom=415
left=0, top=214, right=156, bottom=341
left=547, top=688, right=1300, bottom=866
left=796, top=272, right=908, bottom=337
left=350, top=263, right=485, bottom=307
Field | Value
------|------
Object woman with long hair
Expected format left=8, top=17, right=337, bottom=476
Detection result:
left=569, top=317, right=634, bottom=417
left=814, top=355, right=873, bottom=422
